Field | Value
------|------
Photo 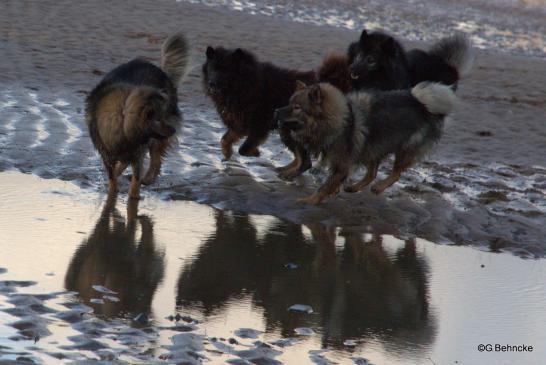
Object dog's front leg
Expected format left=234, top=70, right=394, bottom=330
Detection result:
left=239, top=129, right=268, bottom=157
left=128, top=156, right=143, bottom=200
left=344, top=161, right=379, bottom=193
left=220, top=129, right=241, bottom=160
left=298, top=167, right=348, bottom=205
left=142, top=139, right=170, bottom=186
left=277, top=128, right=312, bottom=179
left=104, top=160, right=118, bottom=194
left=279, top=144, right=312, bottom=180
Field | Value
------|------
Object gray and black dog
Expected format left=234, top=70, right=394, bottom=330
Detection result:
left=275, top=81, right=457, bottom=204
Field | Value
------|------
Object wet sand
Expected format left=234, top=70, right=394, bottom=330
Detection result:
left=1, top=171, right=546, bottom=364
left=0, top=0, right=545, bottom=256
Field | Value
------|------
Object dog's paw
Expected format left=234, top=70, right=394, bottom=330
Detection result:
left=238, top=147, right=260, bottom=157
left=278, top=169, right=300, bottom=181
left=140, top=176, right=155, bottom=186
left=344, top=185, right=360, bottom=193
left=370, top=184, right=386, bottom=195
left=221, top=146, right=233, bottom=160
left=276, top=164, right=291, bottom=173
left=297, top=195, right=323, bottom=205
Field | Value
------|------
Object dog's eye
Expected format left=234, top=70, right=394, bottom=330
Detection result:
left=366, top=56, right=377, bottom=67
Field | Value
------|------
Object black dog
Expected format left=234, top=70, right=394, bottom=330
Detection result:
left=204, top=47, right=348, bottom=180
left=348, top=29, right=474, bottom=91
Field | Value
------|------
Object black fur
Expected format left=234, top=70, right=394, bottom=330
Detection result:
left=407, top=49, right=458, bottom=88
left=362, top=91, right=444, bottom=156
left=202, top=46, right=317, bottom=178
left=348, top=29, right=467, bottom=91
left=347, top=30, right=411, bottom=91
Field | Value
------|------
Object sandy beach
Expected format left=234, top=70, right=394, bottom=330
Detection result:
left=1, top=0, right=545, bottom=255
left=0, top=0, right=546, bottom=363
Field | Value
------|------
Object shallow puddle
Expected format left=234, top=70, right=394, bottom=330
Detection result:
left=1, top=171, right=546, bottom=364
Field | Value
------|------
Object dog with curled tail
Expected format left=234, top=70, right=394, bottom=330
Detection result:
left=275, top=81, right=457, bottom=204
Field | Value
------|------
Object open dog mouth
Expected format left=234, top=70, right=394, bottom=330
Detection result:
left=350, top=72, right=360, bottom=80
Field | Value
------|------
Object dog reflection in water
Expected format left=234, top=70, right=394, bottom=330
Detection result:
left=177, top=211, right=435, bottom=350
left=65, top=193, right=164, bottom=318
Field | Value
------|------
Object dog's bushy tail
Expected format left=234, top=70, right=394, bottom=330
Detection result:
left=161, top=32, right=190, bottom=85
left=411, top=82, right=456, bottom=115
left=429, top=34, right=474, bottom=77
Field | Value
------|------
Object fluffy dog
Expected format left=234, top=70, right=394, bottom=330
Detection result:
left=275, top=81, right=456, bottom=204
left=202, top=47, right=351, bottom=180
left=86, top=32, right=190, bottom=198
left=348, top=29, right=474, bottom=91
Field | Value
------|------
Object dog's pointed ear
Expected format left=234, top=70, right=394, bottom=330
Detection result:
left=295, top=80, right=307, bottom=91
left=234, top=48, right=247, bottom=60
left=233, top=48, right=252, bottom=64
left=382, top=37, right=397, bottom=56
left=206, top=46, right=215, bottom=59
left=359, top=29, right=368, bottom=43
left=308, top=84, right=323, bottom=105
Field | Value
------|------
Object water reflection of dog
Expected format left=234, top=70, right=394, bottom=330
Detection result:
left=65, top=193, right=164, bottom=318
left=176, top=211, right=435, bottom=352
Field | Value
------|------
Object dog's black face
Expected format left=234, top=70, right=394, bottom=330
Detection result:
left=202, top=46, right=258, bottom=96
left=347, top=29, right=399, bottom=84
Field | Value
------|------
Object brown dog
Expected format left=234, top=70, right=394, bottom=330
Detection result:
left=86, top=32, right=190, bottom=198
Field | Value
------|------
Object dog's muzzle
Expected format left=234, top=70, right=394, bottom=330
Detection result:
left=274, top=107, right=301, bottom=131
